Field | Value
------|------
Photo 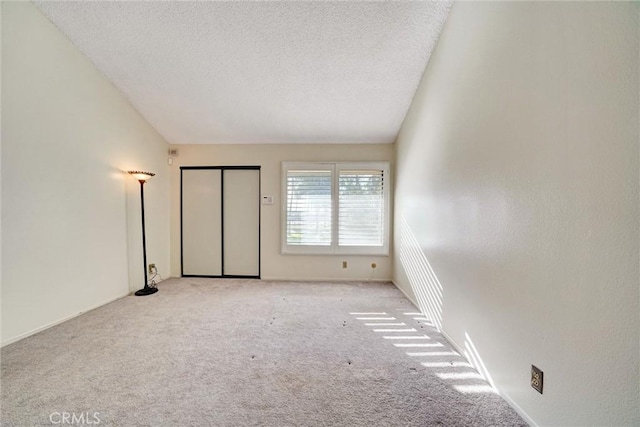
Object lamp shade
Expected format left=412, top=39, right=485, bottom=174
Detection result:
left=128, top=171, right=155, bottom=182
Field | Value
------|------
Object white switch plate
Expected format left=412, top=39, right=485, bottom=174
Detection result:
left=262, top=195, right=274, bottom=205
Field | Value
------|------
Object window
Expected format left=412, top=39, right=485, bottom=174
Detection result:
left=282, top=162, right=390, bottom=255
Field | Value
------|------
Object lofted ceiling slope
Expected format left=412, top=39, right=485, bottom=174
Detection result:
left=34, top=1, right=451, bottom=145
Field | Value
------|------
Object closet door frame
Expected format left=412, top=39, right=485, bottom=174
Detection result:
left=180, top=165, right=261, bottom=279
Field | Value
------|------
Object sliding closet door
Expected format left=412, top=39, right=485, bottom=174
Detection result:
left=181, top=169, right=222, bottom=276
left=223, top=169, right=260, bottom=276
left=181, top=166, right=260, bottom=278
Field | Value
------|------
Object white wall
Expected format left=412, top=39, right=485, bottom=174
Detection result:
left=169, top=144, right=394, bottom=281
left=393, top=2, right=639, bottom=426
left=1, top=2, right=170, bottom=345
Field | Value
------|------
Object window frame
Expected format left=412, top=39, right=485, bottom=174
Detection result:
left=281, top=161, right=390, bottom=256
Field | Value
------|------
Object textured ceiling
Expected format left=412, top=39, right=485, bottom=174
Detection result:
left=34, top=1, right=451, bottom=144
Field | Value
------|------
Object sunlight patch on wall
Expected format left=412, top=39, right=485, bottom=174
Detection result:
left=463, top=331, right=496, bottom=389
left=398, top=215, right=443, bottom=331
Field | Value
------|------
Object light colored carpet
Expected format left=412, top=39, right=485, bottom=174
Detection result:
left=1, top=278, right=526, bottom=426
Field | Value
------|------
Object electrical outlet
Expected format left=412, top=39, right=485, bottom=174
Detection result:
left=531, top=365, right=543, bottom=394
left=148, top=263, right=156, bottom=274
left=342, top=261, right=348, bottom=269
left=371, top=263, right=377, bottom=269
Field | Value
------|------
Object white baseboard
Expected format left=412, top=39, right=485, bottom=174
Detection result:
left=1, top=290, right=131, bottom=348
left=391, top=279, right=420, bottom=309
left=498, top=389, right=537, bottom=426
left=260, top=276, right=392, bottom=282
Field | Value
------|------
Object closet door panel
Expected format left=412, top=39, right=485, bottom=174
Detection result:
left=223, top=169, right=260, bottom=276
left=182, top=169, right=222, bottom=276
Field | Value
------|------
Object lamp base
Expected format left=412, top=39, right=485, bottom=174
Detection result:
left=134, top=286, right=158, bottom=296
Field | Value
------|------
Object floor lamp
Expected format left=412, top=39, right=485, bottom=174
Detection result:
left=128, top=171, right=158, bottom=296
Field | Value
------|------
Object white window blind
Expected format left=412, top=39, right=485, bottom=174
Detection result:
left=338, top=169, right=385, bottom=247
left=282, top=162, right=390, bottom=255
left=285, top=169, right=332, bottom=246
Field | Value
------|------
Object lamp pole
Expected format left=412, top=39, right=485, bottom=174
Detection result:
left=128, top=171, right=158, bottom=296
